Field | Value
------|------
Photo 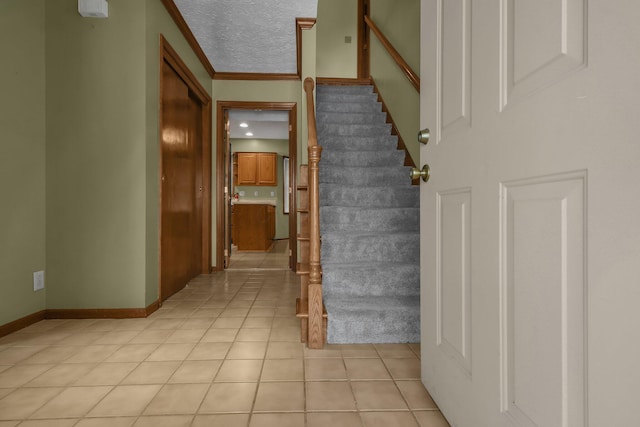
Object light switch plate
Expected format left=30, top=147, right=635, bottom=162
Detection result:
left=33, top=271, right=45, bottom=291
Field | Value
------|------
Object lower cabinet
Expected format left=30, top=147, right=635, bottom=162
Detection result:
left=233, top=204, right=275, bottom=251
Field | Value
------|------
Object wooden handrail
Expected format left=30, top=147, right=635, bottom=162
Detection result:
left=364, top=15, right=420, bottom=92
left=303, top=77, right=324, bottom=349
left=304, top=78, right=318, bottom=148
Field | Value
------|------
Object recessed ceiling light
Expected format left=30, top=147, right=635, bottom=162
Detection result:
left=239, top=122, right=248, bottom=128
left=245, top=132, right=254, bottom=136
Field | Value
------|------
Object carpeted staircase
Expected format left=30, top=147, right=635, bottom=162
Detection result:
left=316, top=84, right=420, bottom=344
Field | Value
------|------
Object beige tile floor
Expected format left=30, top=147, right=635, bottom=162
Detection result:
left=0, top=270, right=450, bottom=427
left=228, top=240, right=290, bottom=270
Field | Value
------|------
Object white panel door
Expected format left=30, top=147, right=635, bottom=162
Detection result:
left=419, top=1, right=640, bottom=427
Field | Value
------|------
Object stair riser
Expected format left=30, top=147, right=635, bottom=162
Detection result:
left=317, top=93, right=379, bottom=104
left=322, top=234, right=420, bottom=264
left=325, top=299, right=420, bottom=344
left=317, top=111, right=388, bottom=125
left=323, top=265, right=420, bottom=297
left=318, top=124, right=392, bottom=137
left=317, top=102, right=382, bottom=114
left=327, top=318, right=420, bottom=344
left=319, top=139, right=398, bottom=153
left=320, top=186, right=419, bottom=208
left=321, top=150, right=405, bottom=167
left=320, top=167, right=410, bottom=186
left=317, top=85, right=374, bottom=95
left=320, top=207, right=419, bottom=233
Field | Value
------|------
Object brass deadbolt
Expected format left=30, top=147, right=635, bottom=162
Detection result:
left=417, top=128, right=430, bottom=145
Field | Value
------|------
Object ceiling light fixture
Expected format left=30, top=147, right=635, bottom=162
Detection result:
left=239, top=122, right=248, bottom=128
left=245, top=132, right=254, bottom=136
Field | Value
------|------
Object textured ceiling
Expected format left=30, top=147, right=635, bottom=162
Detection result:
left=174, top=0, right=318, bottom=74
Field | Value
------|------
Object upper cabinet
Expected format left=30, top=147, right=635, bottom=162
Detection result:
left=256, top=153, right=277, bottom=185
left=234, top=152, right=277, bottom=186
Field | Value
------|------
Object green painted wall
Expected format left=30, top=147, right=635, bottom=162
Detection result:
left=369, top=0, right=421, bottom=165
left=231, top=139, right=290, bottom=240
left=316, top=0, right=358, bottom=78
left=0, top=0, right=47, bottom=325
left=46, top=0, right=148, bottom=309
left=371, top=0, right=420, bottom=74
left=44, top=0, right=211, bottom=311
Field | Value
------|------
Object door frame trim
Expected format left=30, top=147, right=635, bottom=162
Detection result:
left=215, top=101, right=298, bottom=271
left=159, top=35, right=212, bottom=302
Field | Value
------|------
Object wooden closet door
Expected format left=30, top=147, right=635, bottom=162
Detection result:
left=160, top=60, right=199, bottom=301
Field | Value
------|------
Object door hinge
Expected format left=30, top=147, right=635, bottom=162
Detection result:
left=289, top=249, right=292, bottom=256
left=224, top=186, right=228, bottom=194
left=224, top=249, right=228, bottom=256
left=289, top=124, right=292, bottom=132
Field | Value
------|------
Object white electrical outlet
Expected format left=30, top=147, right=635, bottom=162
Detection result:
left=254, top=191, right=259, bottom=196
left=270, top=191, right=275, bottom=197
left=33, top=270, right=45, bottom=291
left=239, top=191, right=245, bottom=196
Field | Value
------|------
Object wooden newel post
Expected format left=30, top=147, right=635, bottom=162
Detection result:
left=303, top=77, right=325, bottom=349
left=307, top=144, right=323, bottom=348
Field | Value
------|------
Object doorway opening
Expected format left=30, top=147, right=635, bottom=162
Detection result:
left=216, top=102, right=297, bottom=271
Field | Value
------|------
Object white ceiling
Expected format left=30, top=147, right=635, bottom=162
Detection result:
left=229, top=110, right=290, bottom=140
left=173, top=0, right=318, bottom=74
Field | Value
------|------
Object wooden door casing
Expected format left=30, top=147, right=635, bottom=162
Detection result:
left=224, top=110, right=232, bottom=268
left=215, top=101, right=297, bottom=272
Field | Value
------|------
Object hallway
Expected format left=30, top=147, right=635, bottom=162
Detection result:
left=0, top=270, right=448, bottom=427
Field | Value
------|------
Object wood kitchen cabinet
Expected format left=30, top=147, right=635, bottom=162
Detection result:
left=234, top=152, right=277, bottom=186
left=233, top=204, right=275, bottom=251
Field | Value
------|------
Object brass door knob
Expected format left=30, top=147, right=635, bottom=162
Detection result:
left=410, top=164, right=431, bottom=182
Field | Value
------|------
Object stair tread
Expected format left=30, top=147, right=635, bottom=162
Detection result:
left=326, top=295, right=420, bottom=306
left=320, top=183, right=417, bottom=190
left=321, top=205, right=419, bottom=211
left=322, top=260, right=419, bottom=268
left=321, top=230, right=419, bottom=237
